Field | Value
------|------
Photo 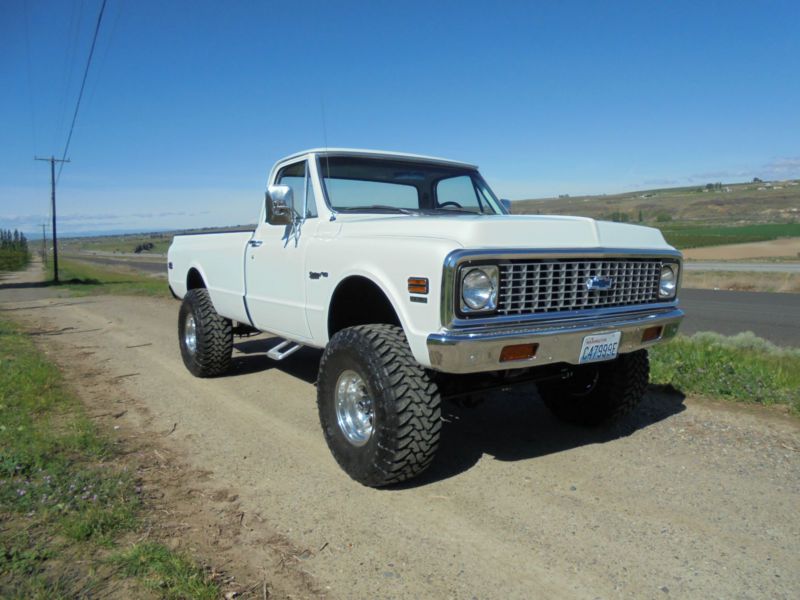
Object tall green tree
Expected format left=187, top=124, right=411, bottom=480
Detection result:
left=0, top=228, right=30, bottom=271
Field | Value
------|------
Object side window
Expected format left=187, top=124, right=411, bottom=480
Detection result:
left=305, top=169, right=318, bottom=218
left=435, top=175, right=484, bottom=213
left=275, top=160, right=317, bottom=220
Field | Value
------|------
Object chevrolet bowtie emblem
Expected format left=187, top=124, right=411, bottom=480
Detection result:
left=586, top=276, right=615, bottom=291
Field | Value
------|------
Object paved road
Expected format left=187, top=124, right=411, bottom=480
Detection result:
left=67, top=253, right=167, bottom=275
left=684, top=261, right=800, bottom=273
left=679, top=288, right=800, bottom=346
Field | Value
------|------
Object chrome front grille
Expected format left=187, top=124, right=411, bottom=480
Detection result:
left=497, top=259, right=663, bottom=316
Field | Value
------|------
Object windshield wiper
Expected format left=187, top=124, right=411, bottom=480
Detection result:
left=427, top=207, right=480, bottom=215
left=335, top=205, right=418, bottom=216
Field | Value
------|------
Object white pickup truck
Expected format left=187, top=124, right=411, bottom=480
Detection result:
left=168, top=148, right=684, bottom=487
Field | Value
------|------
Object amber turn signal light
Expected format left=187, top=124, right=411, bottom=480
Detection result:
left=641, top=326, right=663, bottom=343
left=499, top=343, right=538, bottom=362
left=408, top=277, right=429, bottom=295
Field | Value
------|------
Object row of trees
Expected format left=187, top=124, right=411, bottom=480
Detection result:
left=0, top=228, right=30, bottom=271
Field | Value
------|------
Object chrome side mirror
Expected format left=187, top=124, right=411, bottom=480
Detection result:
left=266, top=184, right=294, bottom=225
left=500, top=199, right=512, bottom=214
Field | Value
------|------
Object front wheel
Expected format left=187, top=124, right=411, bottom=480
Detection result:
left=178, top=288, right=233, bottom=377
left=537, top=350, right=649, bottom=426
left=317, top=324, right=442, bottom=487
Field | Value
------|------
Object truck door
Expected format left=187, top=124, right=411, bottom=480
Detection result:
left=244, top=159, right=318, bottom=340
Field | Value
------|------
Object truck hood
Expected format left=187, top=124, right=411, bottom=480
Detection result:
left=332, top=214, right=672, bottom=250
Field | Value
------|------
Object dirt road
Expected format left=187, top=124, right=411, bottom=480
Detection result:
left=2, top=278, right=798, bottom=598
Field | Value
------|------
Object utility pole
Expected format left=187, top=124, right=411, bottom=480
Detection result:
left=35, top=156, right=69, bottom=282
left=41, top=224, right=47, bottom=266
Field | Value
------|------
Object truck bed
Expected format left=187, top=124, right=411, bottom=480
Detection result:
left=167, top=230, right=255, bottom=324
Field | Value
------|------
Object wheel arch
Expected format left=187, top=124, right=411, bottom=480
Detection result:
left=327, top=275, right=405, bottom=339
left=186, top=266, right=207, bottom=290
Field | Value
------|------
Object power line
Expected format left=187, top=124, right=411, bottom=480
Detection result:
left=55, top=0, right=84, bottom=151
left=85, top=0, right=123, bottom=113
left=23, top=1, right=38, bottom=157
left=56, top=0, right=108, bottom=183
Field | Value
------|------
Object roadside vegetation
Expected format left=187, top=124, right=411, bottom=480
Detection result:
left=650, top=331, right=800, bottom=415
left=51, top=258, right=169, bottom=298
left=0, top=229, right=30, bottom=272
left=0, top=317, right=219, bottom=598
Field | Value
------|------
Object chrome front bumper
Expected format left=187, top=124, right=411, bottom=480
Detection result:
left=426, top=308, right=684, bottom=374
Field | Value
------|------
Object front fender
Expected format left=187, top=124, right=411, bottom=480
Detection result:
left=305, top=237, right=461, bottom=366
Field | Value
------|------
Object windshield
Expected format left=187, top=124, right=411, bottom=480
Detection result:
left=318, top=156, right=504, bottom=215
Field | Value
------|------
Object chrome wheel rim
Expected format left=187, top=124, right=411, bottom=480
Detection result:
left=335, top=370, right=373, bottom=446
left=184, top=313, right=197, bottom=354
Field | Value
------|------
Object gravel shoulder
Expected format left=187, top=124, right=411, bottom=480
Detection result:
left=1, top=280, right=798, bottom=598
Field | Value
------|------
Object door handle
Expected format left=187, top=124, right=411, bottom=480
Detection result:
left=248, top=240, right=263, bottom=247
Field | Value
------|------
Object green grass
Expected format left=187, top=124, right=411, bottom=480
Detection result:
left=650, top=331, right=800, bottom=414
left=656, top=222, right=800, bottom=249
left=51, top=258, right=169, bottom=297
left=0, top=317, right=219, bottom=597
left=112, top=542, right=220, bottom=600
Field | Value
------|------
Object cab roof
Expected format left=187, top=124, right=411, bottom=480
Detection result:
left=277, top=148, right=478, bottom=170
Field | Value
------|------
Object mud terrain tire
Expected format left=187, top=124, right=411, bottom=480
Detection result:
left=537, top=350, right=649, bottom=426
left=317, top=324, right=442, bottom=487
left=178, top=288, right=233, bottom=377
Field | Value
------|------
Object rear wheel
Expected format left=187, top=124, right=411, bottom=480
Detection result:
left=317, top=324, right=442, bottom=487
left=178, top=288, right=233, bottom=377
left=537, top=350, right=649, bottom=426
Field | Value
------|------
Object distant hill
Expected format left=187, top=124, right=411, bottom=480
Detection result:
left=512, top=180, right=800, bottom=225
left=55, top=184, right=800, bottom=254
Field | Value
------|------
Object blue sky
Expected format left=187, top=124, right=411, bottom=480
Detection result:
left=2, top=0, right=799, bottom=236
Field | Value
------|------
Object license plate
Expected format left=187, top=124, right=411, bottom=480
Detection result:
left=579, top=331, right=621, bottom=364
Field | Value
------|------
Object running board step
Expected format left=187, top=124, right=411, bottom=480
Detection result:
left=266, top=340, right=303, bottom=361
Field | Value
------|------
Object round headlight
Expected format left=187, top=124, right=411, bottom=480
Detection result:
left=462, top=268, right=496, bottom=310
left=659, top=265, right=677, bottom=298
